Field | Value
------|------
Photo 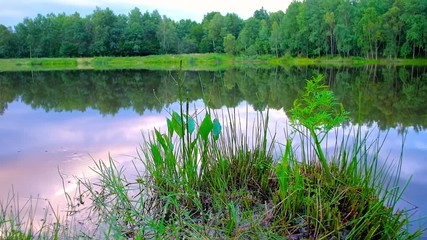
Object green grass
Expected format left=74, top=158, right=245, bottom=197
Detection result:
left=1, top=54, right=426, bottom=72
left=0, top=188, right=63, bottom=239
left=0, top=58, right=88, bottom=71
left=60, top=74, right=421, bottom=239
left=67, top=109, right=421, bottom=239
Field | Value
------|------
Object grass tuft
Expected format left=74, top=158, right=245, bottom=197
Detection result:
left=64, top=73, right=422, bottom=238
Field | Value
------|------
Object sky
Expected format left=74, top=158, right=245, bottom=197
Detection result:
left=0, top=0, right=293, bottom=28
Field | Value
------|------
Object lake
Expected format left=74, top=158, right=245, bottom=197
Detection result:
left=0, top=66, right=426, bottom=236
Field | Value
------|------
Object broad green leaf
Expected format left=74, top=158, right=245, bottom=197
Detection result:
left=166, top=118, right=173, bottom=137
left=154, top=129, right=168, bottom=151
left=190, top=138, right=198, bottom=151
left=172, top=111, right=184, bottom=138
left=187, top=115, right=196, bottom=134
left=165, top=137, right=174, bottom=151
left=212, top=118, right=222, bottom=140
left=150, top=144, right=162, bottom=168
left=198, top=114, right=213, bottom=142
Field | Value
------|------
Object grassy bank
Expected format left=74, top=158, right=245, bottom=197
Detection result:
left=1, top=74, right=422, bottom=239
left=1, top=54, right=426, bottom=72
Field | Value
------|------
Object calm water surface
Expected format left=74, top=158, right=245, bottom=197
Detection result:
left=0, top=67, right=426, bottom=235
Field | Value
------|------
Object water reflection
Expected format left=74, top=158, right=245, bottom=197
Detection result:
left=1, top=66, right=426, bottom=129
left=0, top=67, right=426, bottom=235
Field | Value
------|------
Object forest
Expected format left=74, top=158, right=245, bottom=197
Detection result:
left=0, top=0, right=426, bottom=59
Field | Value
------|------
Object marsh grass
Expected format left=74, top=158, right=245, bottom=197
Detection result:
left=0, top=187, right=62, bottom=239
left=65, top=108, right=421, bottom=239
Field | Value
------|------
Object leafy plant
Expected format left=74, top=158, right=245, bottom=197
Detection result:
left=288, top=74, right=349, bottom=181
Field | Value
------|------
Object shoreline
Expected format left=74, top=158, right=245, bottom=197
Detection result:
left=0, top=53, right=426, bottom=72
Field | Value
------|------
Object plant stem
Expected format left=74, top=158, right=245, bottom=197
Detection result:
left=310, top=129, right=332, bottom=181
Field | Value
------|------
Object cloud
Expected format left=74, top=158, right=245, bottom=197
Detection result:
left=0, top=0, right=292, bottom=27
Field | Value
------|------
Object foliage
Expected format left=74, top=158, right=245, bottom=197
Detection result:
left=62, top=105, right=421, bottom=239
left=0, top=188, right=66, bottom=239
left=288, top=74, right=349, bottom=181
left=1, top=0, right=426, bottom=58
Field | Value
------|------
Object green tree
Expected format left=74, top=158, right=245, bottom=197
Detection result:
left=324, top=11, right=336, bottom=56
left=253, top=7, right=269, bottom=21
left=176, top=19, right=200, bottom=53
left=296, top=3, right=310, bottom=56
left=123, top=8, right=145, bottom=56
left=206, top=12, right=226, bottom=52
left=281, top=1, right=302, bottom=56
left=223, top=34, right=237, bottom=55
left=382, top=3, right=404, bottom=58
left=140, top=10, right=161, bottom=55
left=223, top=13, right=244, bottom=38
left=270, top=21, right=281, bottom=57
left=157, top=16, right=178, bottom=54
left=89, top=8, right=121, bottom=56
left=59, top=13, right=91, bottom=57
left=401, top=0, right=427, bottom=58
left=335, top=0, right=355, bottom=57
left=238, top=17, right=260, bottom=55
left=0, top=25, right=12, bottom=57
left=256, top=20, right=270, bottom=54
left=356, top=7, right=384, bottom=59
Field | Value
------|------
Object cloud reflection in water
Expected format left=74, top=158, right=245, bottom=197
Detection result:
left=0, top=99, right=426, bottom=234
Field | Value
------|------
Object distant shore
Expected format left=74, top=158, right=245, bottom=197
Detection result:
left=0, top=53, right=426, bottom=71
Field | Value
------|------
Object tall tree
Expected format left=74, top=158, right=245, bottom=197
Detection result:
left=238, top=17, right=260, bottom=55
left=176, top=19, right=200, bottom=53
left=356, top=7, right=384, bottom=59
left=206, top=12, right=226, bottom=52
left=123, top=7, right=145, bottom=56
left=401, top=0, right=427, bottom=58
left=157, top=16, right=177, bottom=54
left=89, top=8, right=120, bottom=56
left=256, top=19, right=270, bottom=54
left=223, top=13, right=244, bottom=38
left=335, top=0, right=355, bottom=57
left=382, top=2, right=404, bottom=58
left=0, top=25, right=12, bottom=58
left=324, top=11, right=336, bottom=55
left=223, top=33, right=237, bottom=55
left=140, top=10, right=161, bottom=55
left=59, top=13, right=91, bottom=57
left=281, top=1, right=302, bottom=56
left=270, top=21, right=281, bottom=57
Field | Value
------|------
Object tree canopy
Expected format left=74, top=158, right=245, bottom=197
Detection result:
left=0, top=0, right=426, bottom=58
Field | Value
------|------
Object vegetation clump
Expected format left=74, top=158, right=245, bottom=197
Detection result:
left=61, top=75, right=420, bottom=239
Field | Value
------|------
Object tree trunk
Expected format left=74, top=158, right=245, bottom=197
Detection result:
left=412, top=44, right=415, bottom=59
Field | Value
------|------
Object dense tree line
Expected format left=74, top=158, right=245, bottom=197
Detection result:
left=1, top=67, right=426, bottom=130
left=0, top=0, right=426, bottom=59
